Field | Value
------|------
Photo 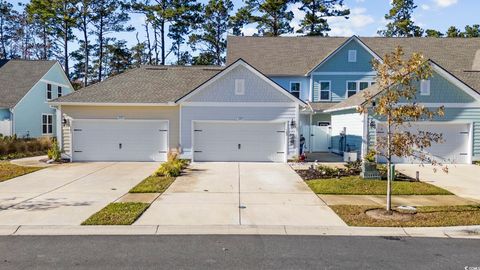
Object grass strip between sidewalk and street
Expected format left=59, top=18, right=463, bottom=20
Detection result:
left=81, top=202, right=150, bottom=225
left=331, top=205, right=480, bottom=227
left=0, top=162, right=43, bottom=182
left=129, top=176, right=175, bottom=193
left=306, top=176, right=452, bottom=195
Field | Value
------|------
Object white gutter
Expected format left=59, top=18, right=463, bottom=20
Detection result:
left=48, top=102, right=178, bottom=107
left=324, top=105, right=359, bottom=113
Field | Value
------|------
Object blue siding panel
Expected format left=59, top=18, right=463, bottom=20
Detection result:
left=313, top=39, right=375, bottom=73
left=312, top=74, right=375, bottom=102
left=270, top=76, right=310, bottom=101
left=0, top=109, right=10, bottom=120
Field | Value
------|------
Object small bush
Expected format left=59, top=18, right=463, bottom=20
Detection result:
left=315, top=164, right=340, bottom=177
left=47, top=139, right=61, bottom=161
left=364, top=150, right=376, bottom=163
left=154, top=162, right=181, bottom=177
left=345, top=160, right=362, bottom=174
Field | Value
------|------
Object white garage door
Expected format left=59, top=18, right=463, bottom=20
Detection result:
left=72, top=120, right=168, bottom=162
left=193, top=121, right=287, bottom=162
left=376, top=123, right=470, bottom=164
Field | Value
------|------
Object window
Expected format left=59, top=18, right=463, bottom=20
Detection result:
left=46, top=84, right=52, bottom=100
left=57, top=86, right=62, bottom=97
left=42, top=114, right=53, bottom=135
left=346, top=81, right=357, bottom=98
left=346, top=81, right=374, bottom=98
left=348, top=50, right=357, bottom=62
left=420, top=79, right=430, bottom=96
left=319, top=81, right=331, bottom=101
left=235, top=79, right=245, bottom=95
left=289, top=82, right=301, bottom=98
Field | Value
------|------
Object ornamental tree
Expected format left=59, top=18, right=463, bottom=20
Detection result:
left=358, top=47, right=446, bottom=212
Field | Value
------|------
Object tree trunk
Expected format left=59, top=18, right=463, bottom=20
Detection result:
left=82, top=3, right=89, bottom=87
left=386, top=114, right=392, bottom=212
left=0, top=17, right=6, bottom=59
left=160, top=20, right=165, bottom=65
left=98, top=16, right=103, bottom=82
left=64, top=13, right=69, bottom=79
left=153, top=25, right=158, bottom=65
left=43, top=25, right=47, bottom=59
left=144, top=23, right=152, bottom=65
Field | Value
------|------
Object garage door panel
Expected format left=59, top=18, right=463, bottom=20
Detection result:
left=376, top=123, right=470, bottom=164
left=72, top=120, right=168, bottom=162
left=193, top=122, right=286, bottom=162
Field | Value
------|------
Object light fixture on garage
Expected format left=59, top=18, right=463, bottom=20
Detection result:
left=290, top=119, right=296, bottom=129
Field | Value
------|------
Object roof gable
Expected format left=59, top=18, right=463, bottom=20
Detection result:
left=0, top=60, right=57, bottom=108
left=178, top=59, right=307, bottom=105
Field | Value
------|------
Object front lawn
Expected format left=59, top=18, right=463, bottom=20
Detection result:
left=331, top=205, right=480, bottom=227
left=306, top=176, right=452, bottom=195
left=129, top=176, right=174, bottom=193
left=0, top=162, right=43, bottom=182
left=82, top=202, right=150, bottom=225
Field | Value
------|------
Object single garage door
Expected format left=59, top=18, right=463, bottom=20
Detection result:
left=193, top=121, right=287, bottom=162
left=72, top=119, right=168, bottom=161
left=376, top=123, right=470, bottom=164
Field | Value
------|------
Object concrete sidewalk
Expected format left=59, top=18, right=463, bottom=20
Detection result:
left=319, top=195, right=479, bottom=206
left=0, top=224, right=479, bottom=239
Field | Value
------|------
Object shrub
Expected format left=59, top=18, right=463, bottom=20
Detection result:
left=154, top=162, right=181, bottom=177
left=345, top=160, right=362, bottom=174
left=315, top=164, right=340, bottom=177
left=47, top=139, right=61, bottom=161
left=364, top=150, right=377, bottom=163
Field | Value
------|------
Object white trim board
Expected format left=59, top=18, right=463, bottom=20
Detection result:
left=181, top=102, right=296, bottom=107
left=176, top=59, right=307, bottom=106
left=40, top=79, right=71, bottom=89
left=311, top=72, right=376, bottom=76
left=49, top=102, right=178, bottom=107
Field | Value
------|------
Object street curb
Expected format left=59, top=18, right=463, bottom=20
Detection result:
left=1, top=225, right=479, bottom=238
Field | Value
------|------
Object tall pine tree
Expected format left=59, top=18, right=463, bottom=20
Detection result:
left=378, top=0, right=423, bottom=37
left=238, top=0, right=295, bottom=36
left=297, top=0, right=350, bottom=36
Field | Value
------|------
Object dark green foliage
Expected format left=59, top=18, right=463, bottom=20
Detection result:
left=296, top=0, right=350, bottom=36
left=378, top=0, right=423, bottom=37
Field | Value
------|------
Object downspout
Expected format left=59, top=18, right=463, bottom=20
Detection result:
left=309, top=113, right=312, bottom=153
left=9, top=108, right=14, bottom=136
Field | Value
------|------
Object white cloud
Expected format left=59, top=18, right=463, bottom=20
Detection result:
left=433, top=0, right=458, bottom=7
left=421, top=4, right=430, bottom=10
left=327, top=7, right=375, bottom=36
left=241, top=24, right=258, bottom=36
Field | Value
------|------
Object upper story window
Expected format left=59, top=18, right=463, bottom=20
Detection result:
left=57, top=86, right=62, bottom=97
left=235, top=79, right=245, bottom=95
left=420, top=80, right=430, bottom=96
left=42, top=114, right=53, bottom=135
left=46, top=84, right=52, bottom=100
left=289, top=82, right=301, bottom=98
left=319, top=81, right=331, bottom=101
left=348, top=50, right=357, bottom=62
left=346, top=81, right=374, bottom=98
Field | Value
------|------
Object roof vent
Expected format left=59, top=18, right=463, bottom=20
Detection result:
left=472, top=49, right=480, bottom=71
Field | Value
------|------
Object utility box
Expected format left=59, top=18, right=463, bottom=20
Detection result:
left=343, top=151, right=357, bottom=162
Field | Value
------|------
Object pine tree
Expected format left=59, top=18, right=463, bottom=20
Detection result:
left=0, top=1, right=17, bottom=59
left=378, top=0, right=423, bottom=37
left=240, top=0, right=295, bottom=36
left=296, top=0, right=350, bottom=36
left=189, top=0, right=233, bottom=65
left=464, top=24, right=480, bottom=37
left=425, top=29, right=443, bottom=37
left=446, top=26, right=463, bottom=37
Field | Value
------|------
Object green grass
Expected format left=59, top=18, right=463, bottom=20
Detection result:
left=331, top=205, right=480, bottom=227
left=306, top=176, right=452, bottom=195
left=129, top=176, right=175, bottom=193
left=0, top=162, right=43, bottom=182
left=82, top=202, right=150, bottom=225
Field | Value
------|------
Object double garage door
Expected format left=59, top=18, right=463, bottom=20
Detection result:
left=376, top=123, right=471, bottom=164
left=193, top=122, right=287, bottom=162
left=72, top=120, right=168, bottom=162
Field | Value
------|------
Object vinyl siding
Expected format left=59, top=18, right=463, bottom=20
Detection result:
left=312, top=39, right=375, bottom=73
left=61, top=105, right=180, bottom=150
left=409, top=71, right=475, bottom=103
left=312, top=113, right=331, bottom=124
left=185, top=65, right=292, bottom=103
left=270, top=76, right=310, bottom=101
left=330, top=109, right=364, bottom=157
left=12, top=64, right=73, bottom=138
left=312, top=74, right=375, bottom=102
left=180, top=105, right=298, bottom=158
left=0, top=109, right=10, bottom=120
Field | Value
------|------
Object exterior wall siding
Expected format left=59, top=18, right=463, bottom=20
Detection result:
left=313, top=39, right=375, bottom=73
left=270, top=76, right=310, bottom=101
left=61, top=105, right=180, bottom=150
left=312, top=74, right=375, bottom=102
left=0, top=109, right=10, bottom=120
left=180, top=105, right=298, bottom=158
left=186, top=65, right=292, bottom=103
left=330, top=109, right=364, bottom=158
left=12, top=64, right=73, bottom=138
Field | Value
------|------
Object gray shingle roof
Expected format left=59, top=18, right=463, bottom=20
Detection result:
left=308, top=102, right=336, bottom=112
left=0, top=60, right=57, bottom=108
left=54, top=65, right=223, bottom=104
left=227, top=36, right=480, bottom=93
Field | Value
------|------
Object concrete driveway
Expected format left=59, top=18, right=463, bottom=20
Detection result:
left=135, top=162, right=346, bottom=226
left=397, top=164, right=480, bottom=201
left=0, top=162, right=158, bottom=225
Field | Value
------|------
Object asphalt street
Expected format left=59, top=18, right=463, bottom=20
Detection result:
left=0, top=235, right=478, bottom=269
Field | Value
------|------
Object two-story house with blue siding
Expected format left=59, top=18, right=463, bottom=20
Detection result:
left=227, top=36, right=480, bottom=164
left=0, top=60, right=73, bottom=139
